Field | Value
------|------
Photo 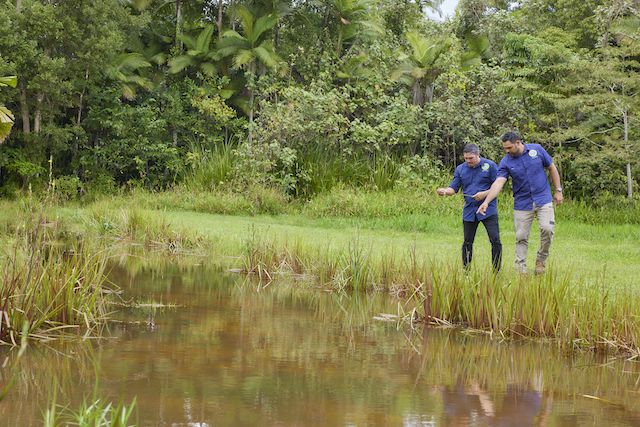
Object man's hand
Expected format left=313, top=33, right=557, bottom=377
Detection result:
left=477, top=202, right=488, bottom=215
left=472, top=191, right=487, bottom=201
left=554, top=191, right=564, bottom=205
left=436, top=187, right=448, bottom=196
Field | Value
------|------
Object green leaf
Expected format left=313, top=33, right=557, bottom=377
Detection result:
left=0, top=76, right=17, bottom=88
left=236, top=6, right=255, bottom=40
left=0, top=105, right=15, bottom=144
left=232, top=50, right=255, bottom=69
left=196, top=25, right=215, bottom=52
left=168, top=55, right=194, bottom=74
left=251, top=13, right=278, bottom=45
left=178, top=34, right=197, bottom=50
left=113, top=53, right=151, bottom=71
left=200, top=62, right=217, bottom=77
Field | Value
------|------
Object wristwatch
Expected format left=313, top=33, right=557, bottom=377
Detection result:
left=555, top=187, right=563, bottom=192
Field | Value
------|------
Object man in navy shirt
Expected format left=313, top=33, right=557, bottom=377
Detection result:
left=437, top=144, right=502, bottom=270
left=477, top=132, right=563, bottom=274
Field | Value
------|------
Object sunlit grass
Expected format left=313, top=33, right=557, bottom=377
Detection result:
left=43, top=397, right=136, bottom=427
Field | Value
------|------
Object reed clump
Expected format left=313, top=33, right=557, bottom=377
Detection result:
left=0, top=205, right=112, bottom=345
left=44, top=397, right=136, bottom=427
left=85, top=204, right=205, bottom=254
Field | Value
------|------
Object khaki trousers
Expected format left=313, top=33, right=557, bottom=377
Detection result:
left=513, top=203, right=555, bottom=273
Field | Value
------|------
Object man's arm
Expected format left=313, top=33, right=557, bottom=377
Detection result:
left=547, top=163, right=563, bottom=204
left=472, top=190, right=489, bottom=200
left=476, top=177, right=507, bottom=214
left=436, top=187, right=456, bottom=196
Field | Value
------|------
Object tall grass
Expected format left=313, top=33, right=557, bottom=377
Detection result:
left=84, top=203, right=206, bottom=253
left=44, top=397, right=136, bottom=427
left=239, top=234, right=640, bottom=354
left=183, top=143, right=235, bottom=191
left=0, top=205, right=112, bottom=344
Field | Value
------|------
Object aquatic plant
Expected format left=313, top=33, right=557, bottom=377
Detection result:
left=43, top=397, right=136, bottom=427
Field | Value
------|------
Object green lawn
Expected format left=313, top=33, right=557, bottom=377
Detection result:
left=27, top=186, right=634, bottom=294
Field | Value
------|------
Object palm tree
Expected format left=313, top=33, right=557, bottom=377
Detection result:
left=217, top=5, right=284, bottom=142
left=392, top=32, right=453, bottom=106
left=169, top=24, right=221, bottom=76
left=0, top=76, right=17, bottom=143
left=106, top=53, right=153, bottom=100
left=323, top=0, right=383, bottom=55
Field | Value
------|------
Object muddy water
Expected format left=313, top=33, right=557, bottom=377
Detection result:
left=2, top=264, right=640, bottom=426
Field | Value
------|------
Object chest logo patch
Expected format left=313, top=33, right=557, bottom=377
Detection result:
left=529, top=150, right=538, bottom=158
left=481, top=163, right=490, bottom=171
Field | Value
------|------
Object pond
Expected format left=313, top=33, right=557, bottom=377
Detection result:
left=2, top=263, right=640, bottom=426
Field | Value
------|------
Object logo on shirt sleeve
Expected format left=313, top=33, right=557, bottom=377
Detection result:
left=481, top=163, right=490, bottom=171
left=529, top=150, right=538, bottom=158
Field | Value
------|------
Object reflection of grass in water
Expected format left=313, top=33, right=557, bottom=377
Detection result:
left=412, top=328, right=640, bottom=413
left=6, top=264, right=640, bottom=424
left=2, top=338, right=138, bottom=426
left=178, top=269, right=640, bottom=418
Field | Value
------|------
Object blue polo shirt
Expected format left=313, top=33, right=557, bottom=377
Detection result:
left=449, top=158, right=498, bottom=222
left=497, top=143, right=553, bottom=211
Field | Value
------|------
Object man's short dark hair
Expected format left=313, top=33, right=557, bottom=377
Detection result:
left=463, top=143, right=480, bottom=155
left=501, top=132, right=521, bottom=143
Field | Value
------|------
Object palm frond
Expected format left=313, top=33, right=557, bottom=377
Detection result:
left=251, top=13, right=278, bottom=45
left=168, top=55, right=195, bottom=74
left=196, top=25, right=216, bottom=52
left=253, top=44, right=280, bottom=69
left=232, top=49, right=255, bottom=69
left=236, top=5, right=255, bottom=40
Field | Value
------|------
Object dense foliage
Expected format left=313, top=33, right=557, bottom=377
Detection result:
left=0, top=0, right=638, bottom=201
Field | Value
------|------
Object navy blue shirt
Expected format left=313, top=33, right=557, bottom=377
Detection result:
left=449, top=158, right=498, bottom=221
left=497, top=143, right=553, bottom=211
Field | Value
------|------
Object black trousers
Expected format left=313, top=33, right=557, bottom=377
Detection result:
left=463, top=215, right=502, bottom=270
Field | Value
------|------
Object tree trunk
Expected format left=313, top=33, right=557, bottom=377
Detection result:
left=412, top=80, right=423, bottom=106
left=176, top=0, right=183, bottom=49
left=425, top=83, right=434, bottom=104
left=627, top=163, right=633, bottom=200
left=19, top=85, right=30, bottom=134
left=77, top=69, right=89, bottom=125
left=624, top=110, right=632, bottom=200
left=16, top=0, right=22, bottom=12
left=274, top=22, right=280, bottom=49
left=248, top=62, right=256, bottom=144
left=217, top=0, right=224, bottom=38
left=34, top=93, right=43, bottom=133
left=248, top=88, right=254, bottom=144
left=230, top=0, right=236, bottom=31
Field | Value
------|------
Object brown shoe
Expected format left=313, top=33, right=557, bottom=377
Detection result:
left=535, top=260, right=545, bottom=275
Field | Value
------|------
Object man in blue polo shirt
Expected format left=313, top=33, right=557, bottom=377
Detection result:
left=477, top=132, right=563, bottom=274
left=437, top=143, right=502, bottom=270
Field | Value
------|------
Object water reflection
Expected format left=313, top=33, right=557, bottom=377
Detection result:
left=1, top=263, right=640, bottom=426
